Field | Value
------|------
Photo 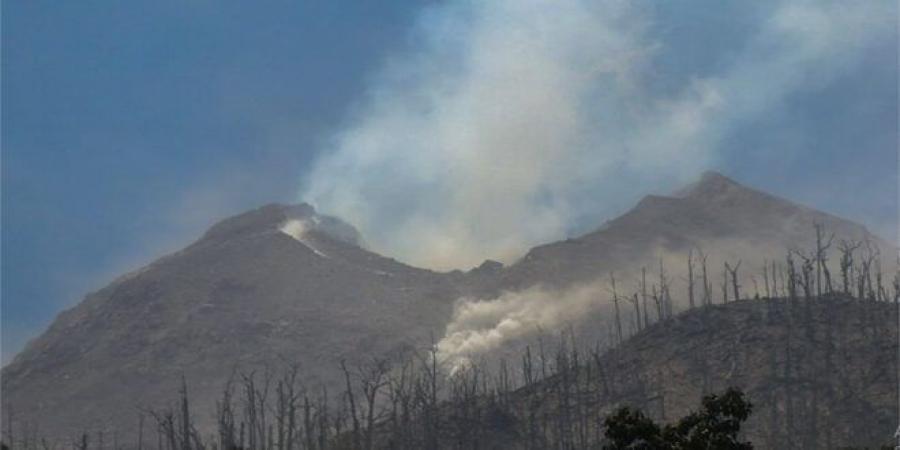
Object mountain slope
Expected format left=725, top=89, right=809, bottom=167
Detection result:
left=368, top=297, right=898, bottom=449
left=2, top=204, right=464, bottom=439
left=497, top=171, right=888, bottom=292
left=553, top=296, right=898, bottom=448
left=3, top=171, right=894, bottom=443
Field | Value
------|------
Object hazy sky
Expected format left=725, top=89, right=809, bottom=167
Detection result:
left=2, top=0, right=897, bottom=362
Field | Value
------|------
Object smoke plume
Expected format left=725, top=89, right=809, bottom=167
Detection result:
left=436, top=282, right=610, bottom=370
left=300, top=0, right=893, bottom=271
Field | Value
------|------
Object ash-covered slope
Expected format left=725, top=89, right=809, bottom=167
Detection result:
left=401, top=297, right=898, bottom=449
left=576, top=297, right=898, bottom=448
left=497, top=171, right=889, bottom=292
left=3, top=171, right=893, bottom=443
left=1, top=204, right=465, bottom=439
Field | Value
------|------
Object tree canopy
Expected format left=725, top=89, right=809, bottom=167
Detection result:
left=604, top=388, right=753, bottom=449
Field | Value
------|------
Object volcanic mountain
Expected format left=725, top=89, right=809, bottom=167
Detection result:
left=2, top=204, right=465, bottom=440
left=496, top=171, right=888, bottom=292
left=1, top=171, right=893, bottom=442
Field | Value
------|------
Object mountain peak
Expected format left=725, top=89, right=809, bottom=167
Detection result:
left=200, top=203, right=363, bottom=247
left=674, top=170, right=745, bottom=200
left=201, top=203, right=315, bottom=242
left=698, top=170, right=738, bottom=185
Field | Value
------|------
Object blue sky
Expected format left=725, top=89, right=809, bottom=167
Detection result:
left=2, top=0, right=897, bottom=362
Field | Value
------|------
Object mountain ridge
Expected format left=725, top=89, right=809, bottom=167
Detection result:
left=3, top=170, right=894, bottom=442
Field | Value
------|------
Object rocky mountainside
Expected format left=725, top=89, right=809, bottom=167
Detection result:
left=496, top=171, right=888, bottom=293
left=526, top=296, right=899, bottom=449
left=2, top=204, right=465, bottom=440
left=368, top=297, right=898, bottom=449
left=2, top=171, right=894, bottom=443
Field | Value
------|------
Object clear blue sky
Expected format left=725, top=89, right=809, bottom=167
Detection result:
left=2, top=1, right=897, bottom=362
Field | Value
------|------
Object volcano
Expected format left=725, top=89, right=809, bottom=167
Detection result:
left=2, top=171, right=893, bottom=442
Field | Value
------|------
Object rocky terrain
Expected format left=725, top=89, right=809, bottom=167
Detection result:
left=495, top=171, right=888, bottom=293
left=2, top=204, right=465, bottom=441
left=503, top=296, right=899, bottom=449
left=360, top=296, right=898, bottom=449
left=2, top=171, right=895, bottom=446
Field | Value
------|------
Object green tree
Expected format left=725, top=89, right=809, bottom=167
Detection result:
left=604, top=388, right=753, bottom=449
left=603, top=407, right=666, bottom=449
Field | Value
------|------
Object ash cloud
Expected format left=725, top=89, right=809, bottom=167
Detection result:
left=300, top=0, right=893, bottom=271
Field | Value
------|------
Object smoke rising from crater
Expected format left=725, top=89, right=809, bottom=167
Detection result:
left=301, top=0, right=893, bottom=271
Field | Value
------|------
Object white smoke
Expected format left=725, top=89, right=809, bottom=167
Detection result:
left=279, top=219, right=330, bottom=258
left=279, top=219, right=310, bottom=241
left=436, top=282, right=610, bottom=370
left=437, top=231, right=897, bottom=366
left=301, top=0, right=893, bottom=271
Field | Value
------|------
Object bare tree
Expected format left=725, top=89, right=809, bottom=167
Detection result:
left=658, top=259, right=672, bottom=318
left=215, top=372, right=238, bottom=450
left=178, top=376, right=192, bottom=450
left=340, top=360, right=362, bottom=450
left=609, top=272, right=623, bottom=345
left=360, top=359, right=390, bottom=450
left=686, top=249, right=696, bottom=309
left=651, top=284, right=662, bottom=323
left=629, top=293, right=642, bottom=335
left=721, top=264, right=729, bottom=304
left=699, top=250, right=712, bottom=306
left=839, top=240, right=861, bottom=296
left=274, top=364, right=301, bottom=450
left=813, top=224, right=835, bottom=296
left=725, top=260, right=742, bottom=302
left=640, top=267, right=650, bottom=328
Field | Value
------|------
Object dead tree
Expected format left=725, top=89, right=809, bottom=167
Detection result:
left=302, top=393, right=317, bottom=450
left=609, top=272, right=623, bottom=345
left=651, top=285, right=663, bottom=323
left=179, top=376, right=192, bottom=450
left=521, top=345, right=535, bottom=386
left=772, top=261, right=781, bottom=299
left=813, top=224, right=835, bottom=296
left=216, top=372, right=238, bottom=450
left=699, top=250, right=712, bottom=306
left=274, top=364, right=301, bottom=450
left=795, top=250, right=814, bottom=302
left=360, top=359, right=390, bottom=450
left=417, top=343, right=441, bottom=450
left=725, top=260, right=742, bottom=302
left=241, top=369, right=273, bottom=450
left=721, top=264, right=729, bottom=303
left=630, top=293, right=642, bottom=335
left=839, top=240, right=861, bottom=296
left=786, top=253, right=798, bottom=307
left=640, top=267, right=650, bottom=328
left=859, top=240, right=878, bottom=301
left=686, top=249, right=696, bottom=309
left=340, top=360, right=362, bottom=450
left=659, top=260, right=672, bottom=318
left=877, top=259, right=886, bottom=302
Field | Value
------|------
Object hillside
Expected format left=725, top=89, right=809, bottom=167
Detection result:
left=515, top=296, right=897, bottom=448
left=2, top=171, right=895, bottom=445
left=1, top=204, right=466, bottom=440
left=368, top=296, right=898, bottom=449
left=496, top=171, right=887, bottom=293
